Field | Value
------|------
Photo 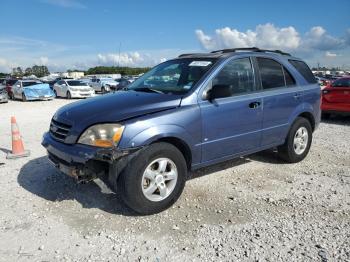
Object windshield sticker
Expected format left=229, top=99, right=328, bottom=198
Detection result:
left=189, top=61, right=212, bottom=67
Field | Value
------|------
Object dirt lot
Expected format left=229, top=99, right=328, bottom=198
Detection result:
left=0, top=99, right=349, bottom=261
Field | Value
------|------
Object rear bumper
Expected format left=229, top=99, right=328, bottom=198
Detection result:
left=321, top=102, right=350, bottom=113
left=41, top=132, right=140, bottom=181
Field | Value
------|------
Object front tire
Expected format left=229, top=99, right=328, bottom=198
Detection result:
left=117, top=142, right=187, bottom=215
left=22, top=93, right=27, bottom=102
left=66, top=91, right=72, bottom=99
left=277, top=117, right=312, bottom=163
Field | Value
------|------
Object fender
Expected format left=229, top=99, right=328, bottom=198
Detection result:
left=124, top=124, right=200, bottom=164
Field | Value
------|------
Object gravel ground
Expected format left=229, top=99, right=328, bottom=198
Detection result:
left=0, top=99, right=349, bottom=262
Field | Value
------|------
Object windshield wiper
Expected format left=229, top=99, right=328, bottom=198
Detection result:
left=130, top=87, right=164, bottom=94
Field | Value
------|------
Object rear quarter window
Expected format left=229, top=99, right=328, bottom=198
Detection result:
left=289, top=60, right=317, bottom=84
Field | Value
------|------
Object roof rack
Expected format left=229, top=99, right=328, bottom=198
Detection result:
left=178, top=53, right=218, bottom=58
left=210, top=47, right=291, bottom=56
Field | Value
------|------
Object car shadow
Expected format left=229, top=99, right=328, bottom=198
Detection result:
left=321, top=115, right=350, bottom=126
left=17, top=156, right=137, bottom=216
left=18, top=151, right=286, bottom=216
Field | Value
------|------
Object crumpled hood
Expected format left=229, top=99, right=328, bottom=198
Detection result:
left=54, top=91, right=182, bottom=128
left=23, top=83, right=54, bottom=97
left=24, top=83, right=50, bottom=90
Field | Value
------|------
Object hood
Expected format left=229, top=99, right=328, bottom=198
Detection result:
left=101, top=79, right=117, bottom=84
left=54, top=91, right=182, bottom=127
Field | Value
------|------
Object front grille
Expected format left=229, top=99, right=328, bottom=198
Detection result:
left=50, top=119, right=72, bottom=142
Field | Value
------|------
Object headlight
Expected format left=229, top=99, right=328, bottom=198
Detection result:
left=78, top=124, right=124, bottom=148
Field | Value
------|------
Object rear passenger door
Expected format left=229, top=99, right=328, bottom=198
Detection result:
left=254, top=57, right=300, bottom=147
left=199, top=57, right=263, bottom=162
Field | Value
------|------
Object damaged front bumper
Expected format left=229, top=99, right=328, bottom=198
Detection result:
left=41, top=132, right=141, bottom=183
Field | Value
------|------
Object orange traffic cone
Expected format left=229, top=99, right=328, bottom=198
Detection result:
left=6, top=116, right=30, bottom=159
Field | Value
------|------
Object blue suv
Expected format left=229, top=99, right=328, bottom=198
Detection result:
left=42, top=47, right=321, bottom=215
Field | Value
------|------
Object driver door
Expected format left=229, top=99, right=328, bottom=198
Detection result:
left=199, top=57, right=263, bottom=162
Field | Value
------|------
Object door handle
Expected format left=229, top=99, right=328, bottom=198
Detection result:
left=294, top=93, right=302, bottom=99
left=249, top=101, right=261, bottom=109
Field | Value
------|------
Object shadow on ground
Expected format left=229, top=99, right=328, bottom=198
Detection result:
left=17, top=156, right=137, bottom=216
left=321, top=115, right=350, bottom=126
left=18, top=150, right=286, bottom=216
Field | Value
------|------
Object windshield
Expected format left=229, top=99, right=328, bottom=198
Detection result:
left=67, top=80, right=88, bottom=86
left=127, top=58, right=217, bottom=95
left=22, top=81, right=42, bottom=87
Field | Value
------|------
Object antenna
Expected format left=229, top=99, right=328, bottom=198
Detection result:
left=117, top=42, right=121, bottom=68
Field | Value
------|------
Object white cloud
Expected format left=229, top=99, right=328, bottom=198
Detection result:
left=325, top=51, right=338, bottom=57
left=39, top=56, right=49, bottom=65
left=196, top=23, right=300, bottom=51
left=97, top=52, right=168, bottom=67
left=303, top=26, right=346, bottom=50
left=40, top=0, right=86, bottom=9
left=196, top=23, right=348, bottom=53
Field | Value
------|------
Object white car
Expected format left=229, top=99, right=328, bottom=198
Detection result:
left=90, top=78, right=118, bottom=93
left=54, top=79, right=95, bottom=99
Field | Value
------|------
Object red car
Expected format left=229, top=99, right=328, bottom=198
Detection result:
left=321, top=77, right=350, bottom=117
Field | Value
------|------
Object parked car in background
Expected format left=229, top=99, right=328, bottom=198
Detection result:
left=53, top=79, right=95, bottom=99
left=114, top=78, right=131, bottom=90
left=12, top=80, right=55, bottom=101
left=42, top=47, right=320, bottom=215
left=90, top=78, right=117, bottom=93
left=315, top=76, right=330, bottom=89
left=3, top=79, right=18, bottom=99
left=0, top=84, right=8, bottom=103
left=321, top=77, right=350, bottom=117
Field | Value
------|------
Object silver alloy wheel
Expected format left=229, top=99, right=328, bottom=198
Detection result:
left=293, top=126, right=308, bottom=155
left=141, top=158, right=178, bottom=202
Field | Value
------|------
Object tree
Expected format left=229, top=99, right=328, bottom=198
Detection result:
left=86, top=66, right=150, bottom=76
left=25, top=67, right=33, bottom=76
left=12, top=67, right=24, bottom=77
left=31, top=65, right=50, bottom=77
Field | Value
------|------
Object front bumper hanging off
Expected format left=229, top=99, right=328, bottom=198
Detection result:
left=41, top=132, right=141, bottom=183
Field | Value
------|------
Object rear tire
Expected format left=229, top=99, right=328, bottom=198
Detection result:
left=277, top=117, right=312, bottom=163
left=116, top=142, right=187, bottom=215
left=54, top=90, right=57, bottom=97
left=101, top=86, right=106, bottom=94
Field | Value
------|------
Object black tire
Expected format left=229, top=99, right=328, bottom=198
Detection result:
left=66, top=91, right=71, bottom=99
left=22, top=93, right=27, bottom=102
left=116, top=142, right=187, bottom=215
left=277, top=117, right=312, bottom=163
left=101, top=86, right=106, bottom=94
left=54, top=90, right=57, bottom=97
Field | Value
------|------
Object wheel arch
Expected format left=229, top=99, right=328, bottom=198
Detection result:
left=153, top=137, right=192, bottom=171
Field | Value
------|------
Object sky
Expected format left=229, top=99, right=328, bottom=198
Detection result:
left=0, top=0, right=349, bottom=73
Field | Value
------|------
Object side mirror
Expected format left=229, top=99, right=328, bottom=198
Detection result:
left=62, top=83, right=67, bottom=86
left=204, top=84, right=232, bottom=101
left=16, top=84, right=21, bottom=88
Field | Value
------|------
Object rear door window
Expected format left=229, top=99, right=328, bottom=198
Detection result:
left=289, top=60, right=316, bottom=84
left=256, top=58, right=285, bottom=89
